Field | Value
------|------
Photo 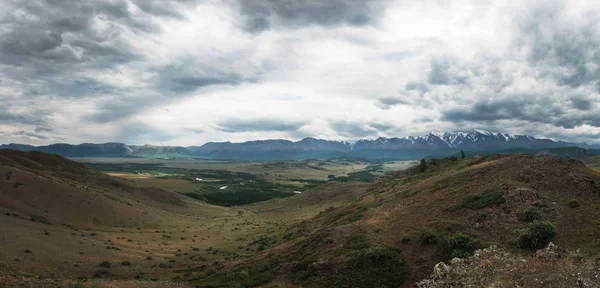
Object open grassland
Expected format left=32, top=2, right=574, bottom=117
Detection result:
left=72, top=157, right=370, bottom=181
left=75, top=158, right=382, bottom=207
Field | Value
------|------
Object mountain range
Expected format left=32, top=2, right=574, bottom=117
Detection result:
left=1, top=130, right=598, bottom=160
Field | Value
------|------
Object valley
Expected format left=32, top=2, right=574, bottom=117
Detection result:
left=1, top=150, right=600, bottom=287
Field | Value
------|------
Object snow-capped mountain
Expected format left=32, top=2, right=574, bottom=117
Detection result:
left=1, top=130, right=585, bottom=160
left=352, top=130, right=569, bottom=151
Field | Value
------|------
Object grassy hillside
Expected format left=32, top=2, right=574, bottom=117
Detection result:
left=2, top=150, right=600, bottom=287
left=187, top=155, right=600, bottom=287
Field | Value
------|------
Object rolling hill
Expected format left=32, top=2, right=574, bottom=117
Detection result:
left=2, top=149, right=600, bottom=287
left=187, top=154, right=600, bottom=287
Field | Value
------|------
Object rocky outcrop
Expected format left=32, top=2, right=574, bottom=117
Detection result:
left=417, top=244, right=600, bottom=288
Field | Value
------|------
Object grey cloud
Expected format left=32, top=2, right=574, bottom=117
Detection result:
left=86, top=72, right=248, bottom=123
left=235, top=0, right=387, bottom=33
left=131, top=0, right=192, bottom=19
left=217, top=119, right=307, bottom=133
left=405, top=81, right=429, bottom=94
left=427, top=57, right=468, bottom=86
left=34, top=127, right=53, bottom=133
left=369, top=122, right=396, bottom=132
left=167, top=75, right=244, bottom=93
left=442, top=97, right=600, bottom=129
left=518, top=2, right=600, bottom=90
left=12, top=130, right=49, bottom=140
left=329, top=121, right=395, bottom=138
left=412, top=116, right=434, bottom=123
left=184, top=128, right=205, bottom=134
left=117, top=122, right=176, bottom=144
left=570, top=98, right=594, bottom=111
left=0, top=109, right=50, bottom=126
left=375, top=96, right=409, bottom=110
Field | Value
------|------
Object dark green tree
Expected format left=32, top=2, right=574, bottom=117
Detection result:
left=419, top=159, right=427, bottom=173
left=460, top=150, right=465, bottom=159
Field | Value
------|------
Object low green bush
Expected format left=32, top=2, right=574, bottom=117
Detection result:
left=98, top=261, right=111, bottom=268
left=523, top=206, right=541, bottom=222
left=515, top=220, right=557, bottom=249
left=332, top=247, right=409, bottom=288
left=446, top=232, right=476, bottom=259
left=568, top=199, right=581, bottom=208
left=401, top=234, right=411, bottom=243
left=420, top=228, right=437, bottom=245
left=347, top=234, right=370, bottom=250
left=448, top=189, right=504, bottom=211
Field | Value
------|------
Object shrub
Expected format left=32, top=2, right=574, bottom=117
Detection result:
left=401, top=234, right=411, bottom=243
left=332, top=247, right=409, bottom=288
left=145, top=256, right=153, bottom=260
left=515, top=220, right=557, bottom=249
left=347, top=234, right=370, bottom=250
left=93, top=269, right=110, bottom=278
left=121, top=261, right=132, bottom=266
left=568, top=199, right=581, bottom=208
left=446, top=232, right=476, bottom=259
left=448, top=189, right=504, bottom=211
left=420, top=228, right=437, bottom=245
left=419, top=159, right=427, bottom=173
left=98, top=261, right=111, bottom=268
left=523, top=206, right=541, bottom=222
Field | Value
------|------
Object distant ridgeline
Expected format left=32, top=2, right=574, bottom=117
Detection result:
left=2, top=130, right=599, bottom=161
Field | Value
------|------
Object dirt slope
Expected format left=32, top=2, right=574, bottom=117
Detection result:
left=0, top=149, right=225, bottom=227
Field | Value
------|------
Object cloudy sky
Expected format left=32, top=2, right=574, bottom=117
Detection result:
left=1, top=0, right=599, bottom=145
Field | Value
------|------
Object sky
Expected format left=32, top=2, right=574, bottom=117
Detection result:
left=1, top=0, right=599, bottom=146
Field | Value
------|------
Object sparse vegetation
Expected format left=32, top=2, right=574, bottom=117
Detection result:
left=515, top=220, right=557, bottom=249
left=568, top=199, right=581, bottom=208
left=448, top=188, right=504, bottom=211
left=569, top=249, right=583, bottom=262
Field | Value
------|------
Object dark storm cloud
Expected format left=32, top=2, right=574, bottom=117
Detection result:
left=216, top=119, right=307, bottom=133
left=235, top=0, right=387, bottom=33
left=442, top=97, right=600, bottom=129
